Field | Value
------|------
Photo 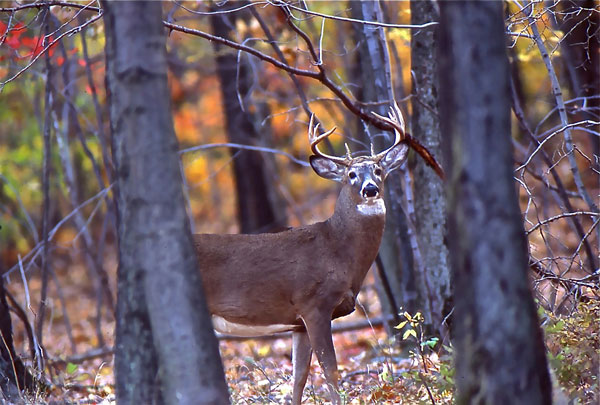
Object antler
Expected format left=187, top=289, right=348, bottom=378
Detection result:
left=308, top=114, right=349, bottom=165
left=371, top=101, right=406, bottom=160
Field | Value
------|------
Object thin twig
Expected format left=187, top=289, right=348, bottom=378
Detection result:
left=510, top=74, right=598, bottom=272
left=48, top=347, right=114, bottom=365
left=526, top=211, right=599, bottom=235
left=36, top=8, right=53, bottom=363
left=567, top=216, right=600, bottom=275
left=79, top=14, right=113, bottom=185
left=165, top=21, right=320, bottom=78
left=0, top=7, right=102, bottom=91
left=515, top=120, right=600, bottom=171
left=15, top=255, right=40, bottom=364
left=249, top=5, right=314, bottom=119
left=3, top=185, right=113, bottom=279
left=0, top=175, right=39, bottom=244
left=0, top=1, right=100, bottom=13
left=277, top=1, right=438, bottom=30
left=179, top=142, right=309, bottom=167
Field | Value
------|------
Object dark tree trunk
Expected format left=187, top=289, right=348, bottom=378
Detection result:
left=410, top=0, right=452, bottom=336
left=438, top=2, right=552, bottom=404
left=103, top=2, right=229, bottom=404
left=349, top=0, right=416, bottom=329
left=210, top=5, right=287, bottom=234
left=0, top=279, right=36, bottom=402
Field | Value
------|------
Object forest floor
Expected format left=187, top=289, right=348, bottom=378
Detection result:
left=5, top=254, right=597, bottom=404
left=7, top=257, right=454, bottom=404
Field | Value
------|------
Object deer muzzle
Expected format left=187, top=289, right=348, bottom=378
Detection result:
left=362, top=182, right=379, bottom=199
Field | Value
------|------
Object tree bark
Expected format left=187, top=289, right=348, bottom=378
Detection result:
left=210, top=5, right=287, bottom=234
left=438, top=2, right=552, bottom=403
left=349, top=0, right=416, bottom=329
left=410, top=0, right=452, bottom=336
left=103, top=2, right=230, bottom=404
left=557, top=0, right=600, bottom=162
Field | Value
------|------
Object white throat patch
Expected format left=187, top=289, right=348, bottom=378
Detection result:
left=357, top=198, right=386, bottom=216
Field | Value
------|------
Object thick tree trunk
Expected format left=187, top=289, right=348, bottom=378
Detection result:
left=349, top=0, right=416, bottom=328
left=410, top=0, right=452, bottom=336
left=103, top=2, right=229, bottom=404
left=210, top=6, right=287, bottom=234
left=438, top=2, right=552, bottom=403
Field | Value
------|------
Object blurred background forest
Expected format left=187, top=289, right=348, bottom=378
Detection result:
left=0, top=1, right=598, bottom=404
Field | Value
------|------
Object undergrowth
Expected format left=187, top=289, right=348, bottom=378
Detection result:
left=542, top=299, right=599, bottom=404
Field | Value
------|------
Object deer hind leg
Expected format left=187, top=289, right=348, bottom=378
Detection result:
left=292, top=330, right=312, bottom=405
left=301, top=313, right=341, bottom=404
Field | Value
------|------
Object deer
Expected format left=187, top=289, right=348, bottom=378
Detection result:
left=194, top=104, right=408, bottom=404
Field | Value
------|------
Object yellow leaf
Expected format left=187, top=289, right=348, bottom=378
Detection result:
left=394, top=320, right=408, bottom=330
left=402, top=329, right=417, bottom=340
left=257, top=345, right=270, bottom=357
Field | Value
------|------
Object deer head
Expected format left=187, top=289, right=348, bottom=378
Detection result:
left=308, top=104, right=408, bottom=214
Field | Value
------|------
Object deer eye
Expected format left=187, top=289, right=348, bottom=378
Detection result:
left=348, top=171, right=357, bottom=180
left=374, top=168, right=382, bottom=177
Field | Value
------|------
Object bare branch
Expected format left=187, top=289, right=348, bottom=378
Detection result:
left=164, top=20, right=444, bottom=178
left=179, top=142, right=309, bottom=167
left=0, top=10, right=103, bottom=92
left=172, top=0, right=268, bottom=16
left=510, top=74, right=597, bottom=272
left=515, top=120, right=600, bottom=171
left=516, top=0, right=599, bottom=212
left=276, top=1, right=438, bottom=30
left=0, top=1, right=100, bottom=13
left=36, top=7, right=53, bottom=363
left=526, top=211, right=599, bottom=235
left=164, top=21, right=321, bottom=79
left=3, top=185, right=113, bottom=279
left=249, top=6, right=314, bottom=118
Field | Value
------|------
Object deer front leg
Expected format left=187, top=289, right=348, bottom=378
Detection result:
left=301, top=313, right=341, bottom=404
left=292, top=330, right=312, bottom=405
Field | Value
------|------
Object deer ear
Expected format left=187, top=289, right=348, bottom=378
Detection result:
left=381, top=142, right=408, bottom=174
left=310, top=156, right=346, bottom=182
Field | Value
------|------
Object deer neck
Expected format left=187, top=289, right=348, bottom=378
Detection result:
left=328, top=185, right=386, bottom=280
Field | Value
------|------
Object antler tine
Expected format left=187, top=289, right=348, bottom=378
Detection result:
left=308, top=114, right=348, bottom=164
left=371, top=102, right=406, bottom=158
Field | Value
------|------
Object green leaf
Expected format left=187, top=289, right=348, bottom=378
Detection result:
left=422, top=337, right=439, bottom=349
left=66, top=362, right=78, bottom=374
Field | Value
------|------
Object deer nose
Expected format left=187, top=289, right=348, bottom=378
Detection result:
left=362, top=183, right=379, bottom=198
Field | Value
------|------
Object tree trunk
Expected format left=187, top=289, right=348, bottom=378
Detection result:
left=210, top=5, right=287, bottom=234
left=0, top=278, right=36, bottom=402
left=349, top=0, right=416, bottom=329
left=410, top=0, right=452, bottom=336
left=557, top=0, right=600, bottom=161
left=103, top=2, right=230, bottom=404
left=438, top=2, right=552, bottom=403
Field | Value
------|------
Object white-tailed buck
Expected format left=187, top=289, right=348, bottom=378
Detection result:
left=195, top=104, right=408, bottom=404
